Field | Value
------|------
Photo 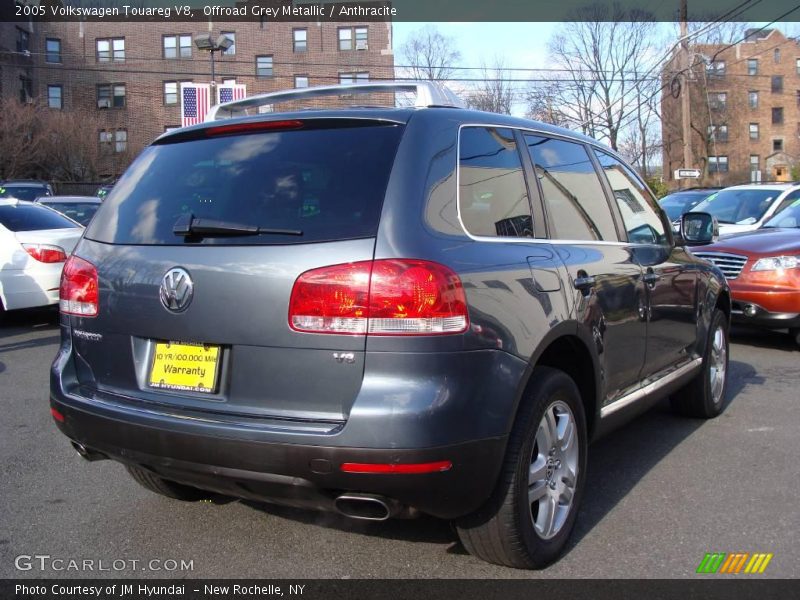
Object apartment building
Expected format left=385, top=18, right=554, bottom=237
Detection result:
left=662, top=28, right=800, bottom=188
left=1, top=12, right=393, bottom=177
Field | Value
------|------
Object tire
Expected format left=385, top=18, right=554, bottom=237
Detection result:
left=791, top=329, right=800, bottom=348
left=456, top=366, right=588, bottom=569
left=671, top=308, right=729, bottom=419
left=126, top=465, right=209, bottom=501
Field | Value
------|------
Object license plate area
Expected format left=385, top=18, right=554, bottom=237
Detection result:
left=148, top=341, right=221, bottom=394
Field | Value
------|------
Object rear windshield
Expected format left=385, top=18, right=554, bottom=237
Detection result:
left=0, top=185, right=50, bottom=202
left=40, top=202, right=100, bottom=226
left=86, top=123, right=404, bottom=245
left=0, top=203, right=81, bottom=232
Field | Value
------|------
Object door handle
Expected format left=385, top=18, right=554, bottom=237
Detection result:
left=573, top=274, right=596, bottom=294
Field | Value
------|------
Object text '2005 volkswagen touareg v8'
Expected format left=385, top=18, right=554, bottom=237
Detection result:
left=51, top=82, right=730, bottom=568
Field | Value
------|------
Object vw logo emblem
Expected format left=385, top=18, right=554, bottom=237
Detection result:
left=159, top=267, right=194, bottom=313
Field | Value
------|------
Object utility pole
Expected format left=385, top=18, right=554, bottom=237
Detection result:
left=680, top=0, right=694, bottom=189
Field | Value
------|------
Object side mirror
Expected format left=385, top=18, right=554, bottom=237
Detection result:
left=680, top=212, right=718, bottom=246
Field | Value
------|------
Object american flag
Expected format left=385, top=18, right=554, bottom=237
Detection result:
left=181, top=83, right=210, bottom=127
left=218, top=84, right=247, bottom=105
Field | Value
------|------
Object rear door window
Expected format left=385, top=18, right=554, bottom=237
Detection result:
left=458, top=126, right=533, bottom=238
left=85, top=121, right=404, bottom=245
left=524, top=135, right=618, bottom=241
left=0, top=203, right=81, bottom=231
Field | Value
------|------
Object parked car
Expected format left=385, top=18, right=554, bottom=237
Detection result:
left=659, top=187, right=720, bottom=224
left=0, top=199, right=83, bottom=315
left=49, top=82, right=730, bottom=569
left=692, top=200, right=800, bottom=346
left=690, top=183, right=800, bottom=236
left=36, top=196, right=102, bottom=226
left=0, top=180, right=54, bottom=202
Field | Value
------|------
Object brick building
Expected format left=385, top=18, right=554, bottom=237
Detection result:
left=2, top=11, right=394, bottom=178
left=662, top=28, right=800, bottom=189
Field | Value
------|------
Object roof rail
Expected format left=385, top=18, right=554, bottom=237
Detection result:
left=206, top=81, right=466, bottom=121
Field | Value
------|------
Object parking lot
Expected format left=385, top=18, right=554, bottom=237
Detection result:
left=1, top=308, right=798, bottom=579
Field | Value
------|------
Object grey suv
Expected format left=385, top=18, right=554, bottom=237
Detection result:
left=51, top=82, right=730, bottom=568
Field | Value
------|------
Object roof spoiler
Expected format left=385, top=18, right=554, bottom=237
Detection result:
left=206, top=81, right=466, bottom=121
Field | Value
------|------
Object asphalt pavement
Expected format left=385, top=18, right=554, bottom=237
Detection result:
left=1, top=307, right=798, bottom=579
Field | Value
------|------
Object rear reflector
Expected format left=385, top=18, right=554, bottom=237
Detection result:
left=340, top=460, right=453, bottom=474
left=205, top=120, right=304, bottom=137
left=23, top=244, right=67, bottom=263
left=50, top=407, right=65, bottom=423
left=59, top=255, right=99, bottom=317
left=289, top=259, right=468, bottom=336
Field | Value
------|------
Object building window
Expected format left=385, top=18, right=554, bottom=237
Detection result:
left=164, top=82, right=178, bottom=105
left=775, top=48, right=781, bottom=63
left=164, top=81, right=191, bottom=105
left=97, top=84, right=126, bottom=108
left=708, top=156, right=728, bottom=173
left=747, top=59, right=758, bottom=75
left=19, top=75, right=32, bottom=103
left=47, top=85, right=62, bottom=109
left=708, top=124, right=728, bottom=142
left=99, top=129, right=127, bottom=154
left=221, top=32, right=235, bottom=55
left=750, top=155, right=760, bottom=182
left=338, top=26, right=368, bottom=51
left=293, top=29, right=307, bottom=52
left=748, top=91, right=758, bottom=108
left=709, top=92, right=727, bottom=111
left=294, top=75, right=309, bottom=88
left=749, top=123, right=759, bottom=140
left=97, top=38, right=124, bottom=62
left=773, top=107, right=784, bottom=124
left=256, top=55, right=273, bottom=77
left=339, top=72, right=369, bottom=84
left=16, top=27, right=29, bottom=53
left=773, top=139, right=784, bottom=152
left=796, top=58, right=800, bottom=75
left=46, top=38, right=61, bottom=63
left=163, top=35, right=191, bottom=59
left=772, top=75, right=783, bottom=93
left=706, top=60, right=725, bottom=78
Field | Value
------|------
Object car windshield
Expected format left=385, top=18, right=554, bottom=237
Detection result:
left=692, top=188, right=780, bottom=224
left=764, top=200, right=800, bottom=228
left=0, top=203, right=81, bottom=231
left=659, top=192, right=707, bottom=221
left=86, top=122, right=404, bottom=246
left=0, top=185, right=50, bottom=202
left=40, top=201, right=100, bottom=226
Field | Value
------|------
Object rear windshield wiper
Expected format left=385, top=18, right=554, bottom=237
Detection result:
left=173, top=214, right=303, bottom=237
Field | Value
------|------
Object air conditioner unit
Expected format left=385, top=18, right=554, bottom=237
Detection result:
left=24, top=96, right=33, bottom=104
left=355, top=40, right=368, bottom=50
left=97, top=98, right=111, bottom=109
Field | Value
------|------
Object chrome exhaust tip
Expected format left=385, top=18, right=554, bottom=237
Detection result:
left=71, top=441, right=107, bottom=462
left=334, top=494, right=398, bottom=521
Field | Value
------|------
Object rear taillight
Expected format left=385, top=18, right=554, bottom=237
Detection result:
left=289, top=259, right=468, bottom=336
left=23, top=244, right=67, bottom=263
left=59, top=255, right=98, bottom=316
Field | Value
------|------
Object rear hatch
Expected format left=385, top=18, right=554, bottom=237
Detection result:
left=71, top=117, right=405, bottom=423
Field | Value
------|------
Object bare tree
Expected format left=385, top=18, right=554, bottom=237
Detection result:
left=398, top=25, right=461, bottom=81
left=0, top=100, right=49, bottom=180
left=525, top=4, right=662, bottom=151
left=45, top=110, right=107, bottom=182
left=466, top=58, right=515, bottom=115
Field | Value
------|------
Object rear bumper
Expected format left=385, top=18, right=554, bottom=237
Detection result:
left=50, top=396, right=505, bottom=518
left=0, top=266, right=61, bottom=310
left=50, top=331, right=523, bottom=519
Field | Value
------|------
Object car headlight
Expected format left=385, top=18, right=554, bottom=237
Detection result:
left=751, top=256, right=800, bottom=271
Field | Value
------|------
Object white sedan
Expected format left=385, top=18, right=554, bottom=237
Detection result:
left=0, top=199, right=84, bottom=313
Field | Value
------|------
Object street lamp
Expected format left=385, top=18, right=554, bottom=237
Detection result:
left=193, top=33, right=233, bottom=103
